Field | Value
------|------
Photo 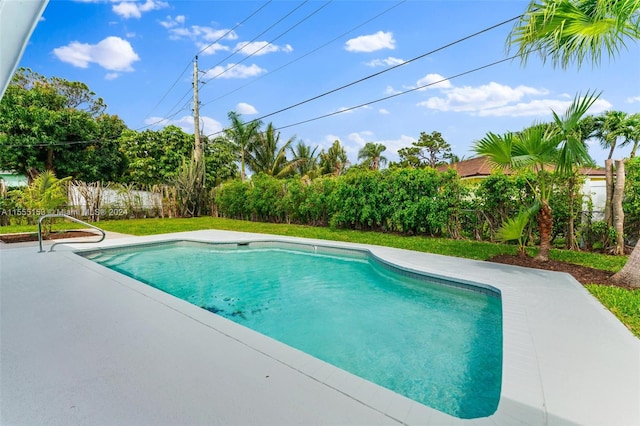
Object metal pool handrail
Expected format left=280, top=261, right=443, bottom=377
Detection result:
left=38, top=214, right=106, bottom=253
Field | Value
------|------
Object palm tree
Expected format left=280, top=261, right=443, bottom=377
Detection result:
left=550, top=92, right=598, bottom=249
left=508, top=0, right=640, bottom=69
left=319, top=140, right=349, bottom=176
left=621, top=112, right=640, bottom=158
left=247, top=123, right=296, bottom=178
left=289, top=141, right=319, bottom=178
left=510, top=0, right=640, bottom=285
left=358, top=142, right=388, bottom=171
left=591, top=110, right=629, bottom=226
left=474, top=92, right=598, bottom=261
left=224, top=111, right=262, bottom=181
left=593, top=110, right=628, bottom=160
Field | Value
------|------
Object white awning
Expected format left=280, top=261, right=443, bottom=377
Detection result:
left=0, top=0, right=48, bottom=99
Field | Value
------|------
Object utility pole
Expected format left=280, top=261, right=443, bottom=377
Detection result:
left=193, top=55, right=202, bottom=162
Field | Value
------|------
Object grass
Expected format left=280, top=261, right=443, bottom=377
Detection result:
left=585, top=284, right=640, bottom=338
left=1, top=217, right=628, bottom=267
left=3, top=216, right=637, bottom=338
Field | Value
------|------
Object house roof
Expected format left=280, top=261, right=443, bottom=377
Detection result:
left=437, top=156, right=606, bottom=178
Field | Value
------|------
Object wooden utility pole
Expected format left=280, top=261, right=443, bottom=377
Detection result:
left=193, top=56, right=202, bottom=162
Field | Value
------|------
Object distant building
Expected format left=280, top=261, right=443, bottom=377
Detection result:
left=437, top=156, right=607, bottom=213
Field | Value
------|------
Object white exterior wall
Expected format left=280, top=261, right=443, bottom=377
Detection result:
left=582, top=178, right=606, bottom=220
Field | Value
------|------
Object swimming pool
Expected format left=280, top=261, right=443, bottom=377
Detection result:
left=83, top=240, right=502, bottom=419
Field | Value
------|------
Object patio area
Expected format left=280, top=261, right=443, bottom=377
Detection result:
left=1, top=230, right=639, bottom=425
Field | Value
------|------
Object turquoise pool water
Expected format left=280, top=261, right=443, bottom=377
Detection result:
left=84, top=241, right=502, bottom=419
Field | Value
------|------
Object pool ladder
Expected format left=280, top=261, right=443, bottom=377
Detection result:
left=38, top=214, right=106, bottom=253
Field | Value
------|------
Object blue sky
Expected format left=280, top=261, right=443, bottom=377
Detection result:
left=20, top=0, right=640, bottom=167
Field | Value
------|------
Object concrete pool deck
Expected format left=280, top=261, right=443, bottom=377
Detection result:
left=1, top=230, right=639, bottom=425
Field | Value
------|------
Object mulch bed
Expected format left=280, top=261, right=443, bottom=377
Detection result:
left=0, top=231, right=97, bottom=244
left=487, top=254, right=624, bottom=288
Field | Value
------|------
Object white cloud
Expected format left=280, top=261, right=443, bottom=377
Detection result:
left=236, top=102, right=258, bottom=115
left=234, top=41, right=293, bottom=56
left=53, top=36, right=140, bottom=71
left=416, top=73, right=452, bottom=90
left=348, top=131, right=374, bottom=145
left=125, top=32, right=136, bottom=38
left=365, top=57, right=404, bottom=67
left=112, top=0, right=168, bottom=19
left=627, top=95, right=640, bottom=103
left=384, top=85, right=401, bottom=95
left=417, top=82, right=549, bottom=113
left=159, top=15, right=185, bottom=29
left=145, top=115, right=223, bottom=136
left=196, top=42, right=229, bottom=56
left=345, top=31, right=395, bottom=53
left=168, top=25, right=237, bottom=42
left=39, top=16, right=46, bottom=22
left=341, top=132, right=415, bottom=163
left=477, top=98, right=612, bottom=117
left=379, top=108, right=390, bottom=115
left=203, top=63, right=265, bottom=79
left=105, top=72, right=120, bottom=80
left=377, top=135, right=416, bottom=159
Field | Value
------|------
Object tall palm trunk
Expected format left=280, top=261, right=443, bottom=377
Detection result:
left=536, top=200, right=553, bottom=261
left=604, top=159, right=614, bottom=226
left=612, top=238, right=640, bottom=287
left=612, top=159, right=626, bottom=255
left=566, top=174, right=579, bottom=250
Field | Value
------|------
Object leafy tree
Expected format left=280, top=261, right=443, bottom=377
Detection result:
left=205, top=136, right=239, bottom=186
left=474, top=93, right=597, bottom=261
left=247, top=123, right=297, bottom=178
left=508, top=0, right=640, bottom=69
left=319, top=140, right=349, bottom=176
left=397, top=131, right=452, bottom=168
left=0, top=69, right=123, bottom=181
left=224, top=111, right=262, bottom=181
left=623, top=157, right=640, bottom=238
left=357, top=142, right=387, bottom=170
left=119, top=125, right=193, bottom=186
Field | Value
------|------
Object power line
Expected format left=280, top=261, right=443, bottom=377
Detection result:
left=136, top=0, right=274, bottom=131
left=274, top=55, right=520, bottom=131
left=245, top=13, right=523, bottom=127
left=201, top=1, right=332, bottom=84
left=201, top=0, right=406, bottom=108
left=148, top=1, right=307, bottom=130
left=196, top=0, right=273, bottom=57
left=202, top=1, right=309, bottom=79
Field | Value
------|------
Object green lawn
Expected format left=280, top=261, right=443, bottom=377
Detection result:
left=2, top=216, right=637, bottom=337
left=586, top=285, right=640, bottom=338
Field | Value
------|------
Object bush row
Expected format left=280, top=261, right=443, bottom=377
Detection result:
left=213, top=168, right=589, bottom=244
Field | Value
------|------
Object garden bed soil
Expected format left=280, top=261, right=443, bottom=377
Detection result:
left=487, top=254, right=624, bottom=288
left=0, top=231, right=97, bottom=244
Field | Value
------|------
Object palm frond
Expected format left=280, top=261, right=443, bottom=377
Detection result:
left=495, top=201, right=540, bottom=252
left=508, top=0, right=640, bottom=69
left=473, top=132, right=514, bottom=170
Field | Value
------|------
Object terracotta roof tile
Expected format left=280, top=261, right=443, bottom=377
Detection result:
left=437, top=156, right=606, bottom=177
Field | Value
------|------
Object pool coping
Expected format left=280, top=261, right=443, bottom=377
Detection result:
left=2, top=229, right=639, bottom=425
